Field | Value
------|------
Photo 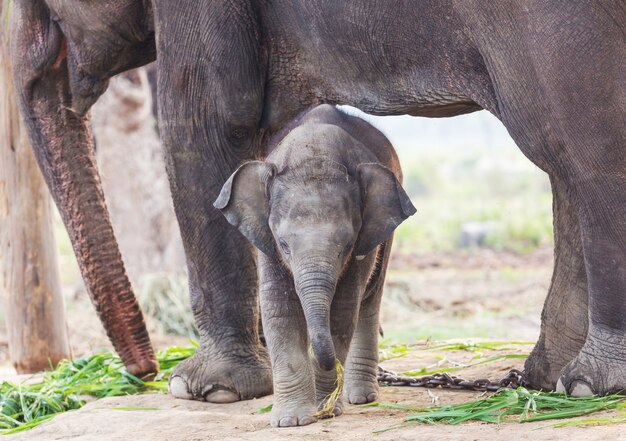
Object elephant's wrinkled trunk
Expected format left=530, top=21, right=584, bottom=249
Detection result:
left=294, top=256, right=338, bottom=371
left=8, top=21, right=157, bottom=378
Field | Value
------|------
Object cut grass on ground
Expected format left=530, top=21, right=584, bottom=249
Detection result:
left=367, top=388, right=626, bottom=431
left=0, top=346, right=194, bottom=435
left=2, top=342, right=623, bottom=435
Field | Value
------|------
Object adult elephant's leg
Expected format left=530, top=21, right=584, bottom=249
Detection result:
left=458, top=1, right=624, bottom=393
left=9, top=1, right=156, bottom=377
left=524, top=175, right=588, bottom=390
left=155, top=2, right=272, bottom=402
left=503, top=100, right=625, bottom=396
left=556, top=167, right=626, bottom=395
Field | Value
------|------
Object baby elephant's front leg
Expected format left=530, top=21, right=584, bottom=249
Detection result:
left=344, top=258, right=387, bottom=405
left=343, top=307, right=380, bottom=404
left=259, top=254, right=317, bottom=427
left=314, top=339, right=350, bottom=418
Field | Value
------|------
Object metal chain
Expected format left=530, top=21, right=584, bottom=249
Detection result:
left=377, top=367, right=528, bottom=392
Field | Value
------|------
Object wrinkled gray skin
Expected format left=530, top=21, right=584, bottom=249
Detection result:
left=214, top=105, right=415, bottom=426
left=8, top=0, right=625, bottom=402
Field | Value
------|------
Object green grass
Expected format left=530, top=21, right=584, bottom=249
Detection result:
left=424, top=340, right=534, bottom=353
left=378, top=341, right=410, bottom=362
left=258, top=403, right=273, bottom=414
left=378, top=339, right=534, bottom=375
left=366, top=388, right=626, bottom=428
left=378, top=338, right=534, bottom=357
left=0, top=346, right=196, bottom=435
left=407, top=388, right=626, bottom=424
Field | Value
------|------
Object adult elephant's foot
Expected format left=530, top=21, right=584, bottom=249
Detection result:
left=555, top=329, right=626, bottom=396
left=524, top=331, right=584, bottom=391
left=169, top=348, right=272, bottom=402
left=524, top=341, right=556, bottom=391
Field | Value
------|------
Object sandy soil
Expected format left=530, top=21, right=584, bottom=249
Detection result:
left=7, top=343, right=624, bottom=441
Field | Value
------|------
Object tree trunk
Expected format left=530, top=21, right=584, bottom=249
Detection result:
left=0, top=2, right=71, bottom=373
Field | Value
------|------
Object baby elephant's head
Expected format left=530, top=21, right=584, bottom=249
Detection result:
left=214, top=157, right=415, bottom=370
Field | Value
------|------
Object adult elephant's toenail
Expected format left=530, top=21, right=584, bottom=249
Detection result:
left=169, top=376, right=193, bottom=399
left=570, top=380, right=594, bottom=397
left=555, top=378, right=566, bottom=393
left=203, top=384, right=239, bottom=403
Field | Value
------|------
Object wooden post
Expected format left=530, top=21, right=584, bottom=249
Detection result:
left=0, top=2, right=71, bottom=373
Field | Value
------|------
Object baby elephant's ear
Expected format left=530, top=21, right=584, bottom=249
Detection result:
left=213, top=161, right=276, bottom=257
left=355, top=163, right=416, bottom=258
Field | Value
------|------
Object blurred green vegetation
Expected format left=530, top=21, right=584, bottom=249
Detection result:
left=394, top=145, right=553, bottom=254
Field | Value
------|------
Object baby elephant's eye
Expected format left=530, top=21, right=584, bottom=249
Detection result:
left=279, top=238, right=290, bottom=255
left=344, top=242, right=354, bottom=255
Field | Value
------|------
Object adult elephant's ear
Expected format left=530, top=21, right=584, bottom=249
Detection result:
left=355, top=163, right=416, bottom=258
left=214, top=161, right=277, bottom=257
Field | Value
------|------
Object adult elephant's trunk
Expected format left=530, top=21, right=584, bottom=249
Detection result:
left=9, top=5, right=157, bottom=377
left=293, top=255, right=339, bottom=371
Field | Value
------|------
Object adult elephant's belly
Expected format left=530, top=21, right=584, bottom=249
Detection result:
left=260, top=1, right=498, bottom=129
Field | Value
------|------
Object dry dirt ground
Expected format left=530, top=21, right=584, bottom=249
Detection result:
left=3, top=248, right=625, bottom=439
left=6, top=343, right=626, bottom=441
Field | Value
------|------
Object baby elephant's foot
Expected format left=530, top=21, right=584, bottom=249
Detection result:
left=270, top=403, right=317, bottom=427
left=316, top=395, right=344, bottom=419
left=316, top=373, right=345, bottom=418
left=344, top=373, right=379, bottom=404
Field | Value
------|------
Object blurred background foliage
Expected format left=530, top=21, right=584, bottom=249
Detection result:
left=351, top=108, right=553, bottom=254
left=395, top=146, right=552, bottom=253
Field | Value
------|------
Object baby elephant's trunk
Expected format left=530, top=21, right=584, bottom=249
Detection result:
left=293, top=257, right=338, bottom=371
left=308, top=314, right=336, bottom=371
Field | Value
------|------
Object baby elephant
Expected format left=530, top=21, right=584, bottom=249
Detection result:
left=214, top=104, right=415, bottom=427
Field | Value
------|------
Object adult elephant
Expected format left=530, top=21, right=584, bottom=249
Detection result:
left=9, top=0, right=625, bottom=399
